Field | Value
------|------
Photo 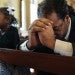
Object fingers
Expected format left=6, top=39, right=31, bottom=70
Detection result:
left=28, top=20, right=46, bottom=30
left=28, top=18, right=54, bottom=33
left=29, top=26, right=44, bottom=33
left=38, top=18, right=53, bottom=26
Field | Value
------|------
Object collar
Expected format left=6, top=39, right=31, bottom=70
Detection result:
left=65, top=18, right=71, bottom=40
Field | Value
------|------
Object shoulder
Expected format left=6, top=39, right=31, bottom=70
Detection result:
left=69, top=15, right=75, bottom=42
left=71, top=15, right=75, bottom=23
left=7, top=26, right=19, bottom=36
left=70, top=15, right=75, bottom=28
left=9, top=26, right=18, bottom=32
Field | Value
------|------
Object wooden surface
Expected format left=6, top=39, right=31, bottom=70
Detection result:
left=0, top=48, right=75, bottom=75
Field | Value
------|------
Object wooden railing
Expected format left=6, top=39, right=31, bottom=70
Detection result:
left=0, top=48, right=75, bottom=75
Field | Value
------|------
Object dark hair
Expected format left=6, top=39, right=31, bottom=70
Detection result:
left=0, top=7, right=18, bottom=25
left=68, top=5, right=75, bottom=17
left=38, top=2, right=45, bottom=18
left=38, top=0, right=70, bottom=19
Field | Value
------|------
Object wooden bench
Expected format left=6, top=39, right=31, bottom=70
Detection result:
left=0, top=48, right=75, bottom=75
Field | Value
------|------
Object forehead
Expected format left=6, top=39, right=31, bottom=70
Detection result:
left=47, top=12, right=64, bottom=25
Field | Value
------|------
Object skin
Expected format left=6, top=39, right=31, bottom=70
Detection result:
left=0, top=12, right=10, bottom=31
left=27, top=11, right=70, bottom=50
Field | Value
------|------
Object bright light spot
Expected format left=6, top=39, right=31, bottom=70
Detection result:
left=30, top=68, right=35, bottom=73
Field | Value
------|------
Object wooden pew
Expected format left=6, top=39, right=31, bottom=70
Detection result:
left=0, top=48, right=75, bottom=75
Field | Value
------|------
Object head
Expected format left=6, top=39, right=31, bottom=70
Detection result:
left=0, top=7, right=17, bottom=29
left=38, top=0, right=71, bottom=39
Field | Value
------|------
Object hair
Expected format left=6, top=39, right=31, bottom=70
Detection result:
left=68, top=5, right=75, bottom=16
left=38, top=0, right=72, bottom=19
left=0, top=7, right=18, bottom=25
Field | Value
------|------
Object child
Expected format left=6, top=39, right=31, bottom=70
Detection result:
left=0, top=7, right=30, bottom=75
left=0, top=7, right=20, bottom=49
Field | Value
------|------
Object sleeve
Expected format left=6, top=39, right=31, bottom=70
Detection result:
left=20, top=40, right=30, bottom=51
left=54, top=39, right=73, bottom=56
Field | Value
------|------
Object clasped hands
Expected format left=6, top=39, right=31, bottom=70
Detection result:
left=27, top=18, right=56, bottom=50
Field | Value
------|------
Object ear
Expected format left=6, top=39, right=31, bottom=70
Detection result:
left=64, top=15, right=70, bottom=26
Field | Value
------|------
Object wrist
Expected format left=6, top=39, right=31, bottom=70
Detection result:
left=46, top=38, right=56, bottom=50
left=26, top=41, right=35, bottom=50
left=50, top=38, right=56, bottom=49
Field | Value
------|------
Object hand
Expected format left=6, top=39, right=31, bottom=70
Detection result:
left=27, top=18, right=53, bottom=49
left=27, top=18, right=47, bottom=49
left=38, top=23, right=56, bottom=49
left=27, top=31, right=40, bottom=49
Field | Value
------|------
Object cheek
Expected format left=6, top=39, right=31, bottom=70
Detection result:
left=54, top=25, right=67, bottom=38
left=59, top=24, right=68, bottom=37
left=0, top=18, right=4, bottom=24
left=0, top=15, right=5, bottom=24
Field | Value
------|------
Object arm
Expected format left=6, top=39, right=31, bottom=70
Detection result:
left=20, top=18, right=53, bottom=52
left=20, top=18, right=74, bottom=56
left=37, top=20, right=74, bottom=56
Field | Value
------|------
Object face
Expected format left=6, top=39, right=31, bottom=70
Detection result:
left=46, top=12, right=70, bottom=39
left=0, top=12, right=9, bottom=29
